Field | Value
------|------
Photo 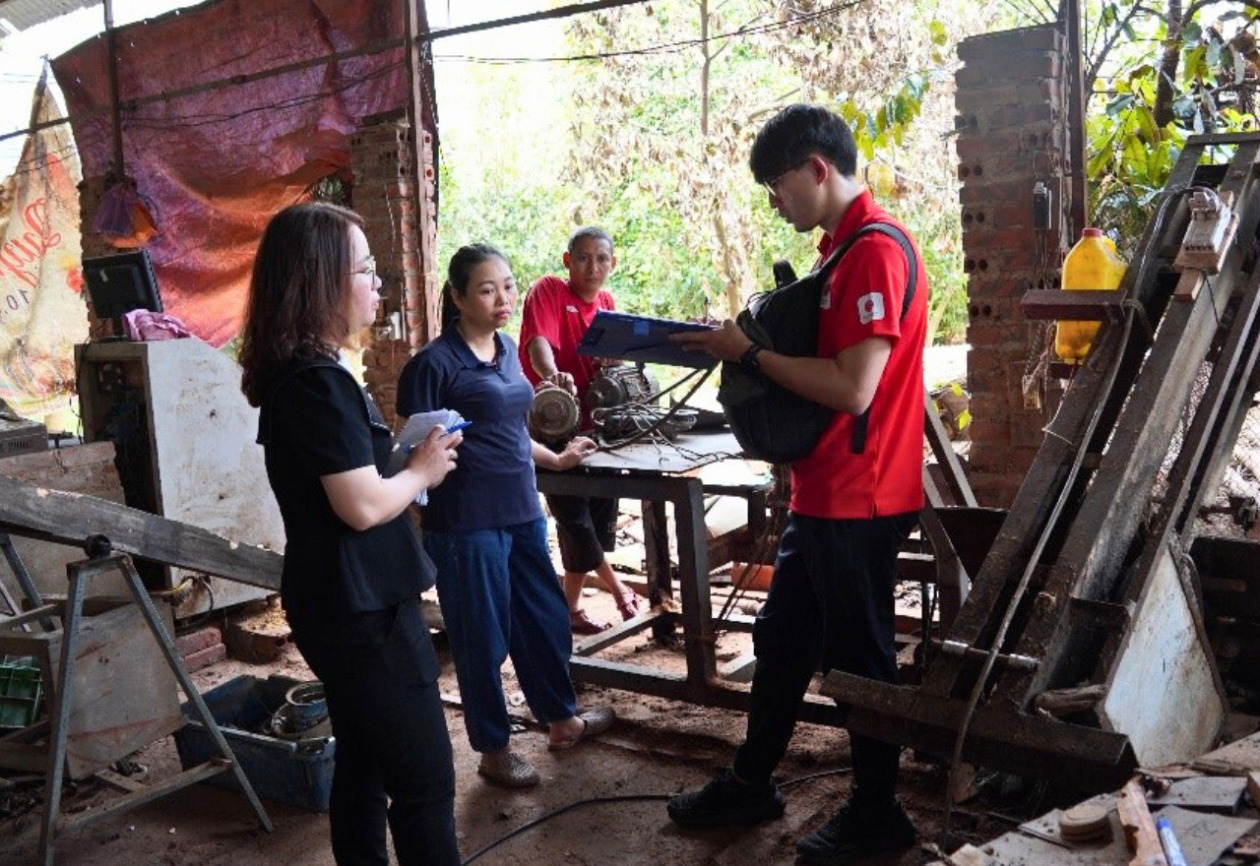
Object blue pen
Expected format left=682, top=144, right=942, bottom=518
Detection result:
left=1156, top=817, right=1188, bottom=866
left=445, top=420, right=473, bottom=434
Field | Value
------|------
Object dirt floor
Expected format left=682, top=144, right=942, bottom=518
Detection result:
left=0, top=578, right=1038, bottom=866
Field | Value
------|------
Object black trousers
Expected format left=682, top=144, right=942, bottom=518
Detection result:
left=733, top=511, right=917, bottom=808
left=293, top=597, right=460, bottom=866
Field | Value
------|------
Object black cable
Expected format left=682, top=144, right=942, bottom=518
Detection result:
left=597, top=366, right=713, bottom=452
left=460, top=793, right=672, bottom=865
left=432, top=0, right=872, bottom=66
left=459, top=766, right=853, bottom=864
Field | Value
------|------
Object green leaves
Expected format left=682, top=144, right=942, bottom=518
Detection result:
left=1086, top=1, right=1258, bottom=249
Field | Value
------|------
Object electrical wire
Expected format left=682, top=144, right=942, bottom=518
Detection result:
left=434, top=0, right=873, bottom=66
left=596, top=366, right=713, bottom=452
left=458, top=766, right=853, bottom=865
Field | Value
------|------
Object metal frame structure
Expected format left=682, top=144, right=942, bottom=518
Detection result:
left=0, top=549, right=271, bottom=866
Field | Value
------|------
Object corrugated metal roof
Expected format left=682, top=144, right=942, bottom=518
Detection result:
left=0, top=0, right=98, bottom=33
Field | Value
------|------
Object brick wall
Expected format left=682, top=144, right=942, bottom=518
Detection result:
left=77, top=175, right=120, bottom=342
left=955, top=25, right=1075, bottom=506
left=351, top=114, right=440, bottom=431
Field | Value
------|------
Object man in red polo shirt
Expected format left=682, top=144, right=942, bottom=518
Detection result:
left=519, top=227, right=644, bottom=634
left=666, top=104, right=927, bottom=866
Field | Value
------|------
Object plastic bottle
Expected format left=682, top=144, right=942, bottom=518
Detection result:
left=1055, top=228, right=1127, bottom=363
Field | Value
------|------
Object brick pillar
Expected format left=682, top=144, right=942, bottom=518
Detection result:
left=77, top=175, right=118, bottom=342
left=954, top=25, right=1074, bottom=507
left=350, top=113, right=439, bottom=430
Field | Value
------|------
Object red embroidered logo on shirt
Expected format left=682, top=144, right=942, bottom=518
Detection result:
left=857, top=292, right=885, bottom=324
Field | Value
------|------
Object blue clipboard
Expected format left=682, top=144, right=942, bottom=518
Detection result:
left=576, top=311, right=718, bottom=370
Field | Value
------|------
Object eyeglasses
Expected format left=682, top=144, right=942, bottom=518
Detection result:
left=354, top=255, right=377, bottom=280
left=762, top=158, right=810, bottom=197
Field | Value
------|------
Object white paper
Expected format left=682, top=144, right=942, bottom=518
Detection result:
left=385, top=409, right=465, bottom=504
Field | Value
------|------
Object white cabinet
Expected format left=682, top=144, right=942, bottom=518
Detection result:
left=76, top=339, right=284, bottom=616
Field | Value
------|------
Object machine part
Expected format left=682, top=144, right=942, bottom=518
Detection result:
left=1175, top=188, right=1237, bottom=273
left=1032, top=180, right=1053, bottom=230
left=528, top=386, right=580, bottom=445
left=592, top=404, right=696, bottom=442
left=936, top=639, right=1039, bottom=671
left=586, top=364, right=659, bottom=412
left=1058, top=802, right=1111, bottom=843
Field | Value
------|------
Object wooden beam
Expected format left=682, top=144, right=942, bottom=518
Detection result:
left=0, top=475, right=281, bottom=591
left=1021, top=289, right=1128, bottom=321
left=1116, top=779, right=1168, bottom=866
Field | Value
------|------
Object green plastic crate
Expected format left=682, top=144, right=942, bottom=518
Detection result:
left=0, top=663, right=43, bottom=729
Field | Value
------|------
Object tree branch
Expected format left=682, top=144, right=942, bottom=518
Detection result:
left=1086, top=2, right=1154, bottom=95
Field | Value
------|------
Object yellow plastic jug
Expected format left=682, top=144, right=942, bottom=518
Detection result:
left=1055, top=228, right=1127, bottom=363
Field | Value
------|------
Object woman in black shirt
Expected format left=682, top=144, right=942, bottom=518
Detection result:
left=240, top=202, right=462, bottom=866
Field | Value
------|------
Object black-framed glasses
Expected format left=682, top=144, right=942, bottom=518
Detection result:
left=762, top=158, right=810, bottom=197
left=354, top=255, right=377, bottom=280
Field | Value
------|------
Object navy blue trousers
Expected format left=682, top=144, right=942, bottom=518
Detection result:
left=733, top=511, right=917, bottom=808
left=293, top=597, right=459, bottom=866
left=426, top=517, right=578, bottom=753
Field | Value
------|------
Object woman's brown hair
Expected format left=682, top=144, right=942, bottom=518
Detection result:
left=239, top=202, right=362, bottom=406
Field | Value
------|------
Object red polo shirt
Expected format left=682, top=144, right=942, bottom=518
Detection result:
left=790, top=190, right=927, bottom=519
left=517, top=275, right=616, bottom=401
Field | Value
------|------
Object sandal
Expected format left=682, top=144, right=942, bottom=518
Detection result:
left=570, top=609, right=611, bottom=635
left=548, top=706, right=616, bottom=752
left=616, top=589, right=644, bottom=621
left=478, top=749, right=541, bottom=788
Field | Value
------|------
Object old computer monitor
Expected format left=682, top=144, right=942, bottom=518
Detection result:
left=82, top=249, right=163, bottom=337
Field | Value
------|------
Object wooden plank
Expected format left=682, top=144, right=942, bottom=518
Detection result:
left=1194, top=731, right=1260, bottom=775
left=1116, top=779, right=1168, bottom=866
left=0, top=474, right=282, bottom=591
left=820, top=671, right=1136, bottom=784
left=1021, top=288, right=1128, bottom=320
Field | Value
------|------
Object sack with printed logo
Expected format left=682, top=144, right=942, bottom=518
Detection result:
left=718, top=222, right=917, bottom=464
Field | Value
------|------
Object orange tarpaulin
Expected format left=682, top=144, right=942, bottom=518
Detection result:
left=50, top=0, right=421, bottom=347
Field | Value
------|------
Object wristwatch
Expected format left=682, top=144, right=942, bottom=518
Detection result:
left=739, top=342, right=764, bottom=371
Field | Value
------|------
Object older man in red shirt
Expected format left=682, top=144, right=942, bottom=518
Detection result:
left=518, top=227, right=644, bottom=634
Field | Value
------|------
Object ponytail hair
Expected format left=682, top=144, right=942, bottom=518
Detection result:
left=442, top=243, right=510, bottom=334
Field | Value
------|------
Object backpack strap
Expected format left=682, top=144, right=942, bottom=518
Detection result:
left=837, top=223, right=918, bottom=455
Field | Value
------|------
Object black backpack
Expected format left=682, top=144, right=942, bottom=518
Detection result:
left=718, top=223, right=918, bottom=464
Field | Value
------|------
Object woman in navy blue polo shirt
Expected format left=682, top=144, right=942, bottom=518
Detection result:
left=241, top=202, right=463, bottom=866
left=397, top=243, right=615, bottom=788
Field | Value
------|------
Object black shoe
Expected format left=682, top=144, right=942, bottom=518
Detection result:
left=796, top=799, right=916, bottom=865
left=667, top=768, right=786, bottom=829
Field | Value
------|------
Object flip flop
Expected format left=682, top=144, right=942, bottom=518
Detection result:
left=548, top=706, right=616, bottom=752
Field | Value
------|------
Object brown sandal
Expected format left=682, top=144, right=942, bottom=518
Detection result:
left=570, top=609, right=611, bottom=635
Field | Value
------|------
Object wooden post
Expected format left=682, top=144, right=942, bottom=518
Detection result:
left=1116, top=779, right=1169, bottom=866
left=103, top=0, right=125, bottom=181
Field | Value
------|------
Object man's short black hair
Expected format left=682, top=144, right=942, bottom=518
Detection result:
left=568, top=226, right=614, bottom=254
left=749, top=104, right=858, bottom=184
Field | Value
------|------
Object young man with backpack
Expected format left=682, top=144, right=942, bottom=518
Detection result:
left=667, top=104, right=928, bottom=865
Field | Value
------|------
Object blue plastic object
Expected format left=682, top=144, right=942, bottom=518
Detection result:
left=173, top=674, right=335, bottom=812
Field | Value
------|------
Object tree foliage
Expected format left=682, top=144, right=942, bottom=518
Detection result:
left=1082, top=1, right=1260, bottom=247
left=554, top=0, right=991, bottom=344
